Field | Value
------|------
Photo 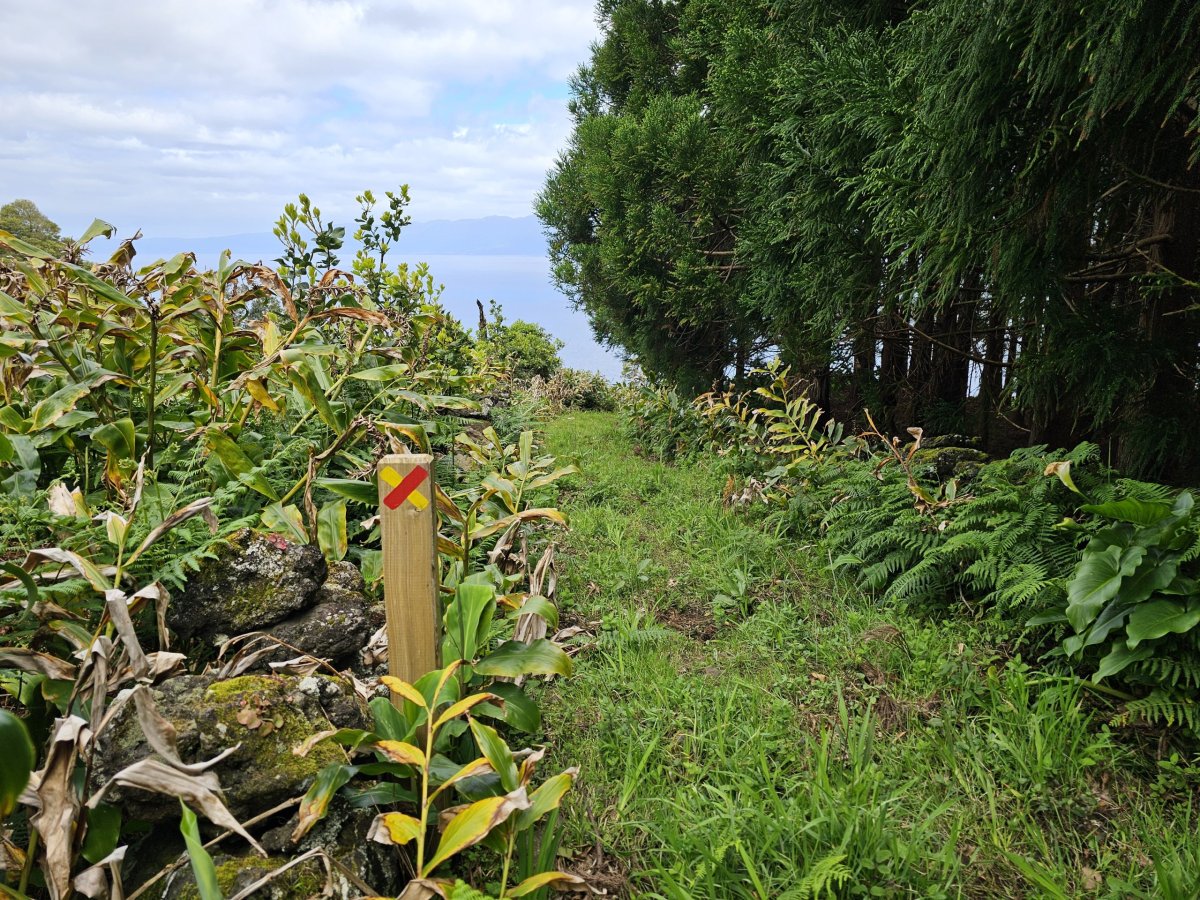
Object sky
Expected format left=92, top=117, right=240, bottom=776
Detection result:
left=0, top=0, right=622, bottom=375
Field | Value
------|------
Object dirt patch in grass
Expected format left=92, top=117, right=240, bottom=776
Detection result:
left=658, top=604, right=717, bottom=641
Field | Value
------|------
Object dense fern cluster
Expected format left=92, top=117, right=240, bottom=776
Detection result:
left=806, top=443, right=1170, bottom=619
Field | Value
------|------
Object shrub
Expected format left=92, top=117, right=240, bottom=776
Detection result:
left=524, top=368, right=614, bottom=414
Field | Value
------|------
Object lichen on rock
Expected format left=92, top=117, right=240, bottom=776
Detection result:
left=168, top=529, right=327, bottom=643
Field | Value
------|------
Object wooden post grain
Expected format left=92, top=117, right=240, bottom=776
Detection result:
left=377, top=453, right=440, bottom=688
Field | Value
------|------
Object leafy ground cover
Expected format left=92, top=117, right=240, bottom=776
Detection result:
left=537, top=411, right=1200, bottom=899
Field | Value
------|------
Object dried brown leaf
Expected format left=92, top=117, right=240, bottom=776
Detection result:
left=89, top=758, right=264, bottom=856
left=104, top=590, right=148, bottom=680
left=0, top=648, right=77, bottom=680
left=31, top=715, right=91, bottom=900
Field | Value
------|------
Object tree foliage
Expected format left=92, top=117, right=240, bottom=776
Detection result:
left=540, top=0, right=1200, bottom=478
left=0, top=199, right=64, bottom=256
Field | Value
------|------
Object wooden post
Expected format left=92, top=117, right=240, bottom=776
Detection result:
left=377, top=453, right=440, bottom=686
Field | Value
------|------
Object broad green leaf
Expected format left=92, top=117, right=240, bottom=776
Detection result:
left=180, top=801, right=223, bottom=900
left=0, top=561, right=39, bottom=607
left=479, top=682, right=541, bottom=733
left=57, top=260, right=142, bottom=310
left=345, top=782, right=416, bottom=807
left=0, top=405, right=27, bottom=432
left=292, top=763, right=356, bottom=841
left=1025, top=608, right=1068, bottom=627
left=205, top=428, right=278, bottom=499
left=475, top=639, right=573, bottom=679
left=430, top=757, right=495, bottom=802
left=359, top=549, right=383, bottom=585
left=507, top=595, right=559, bottom=628
left=1117, top=554, right=1179, bottom=608
left=1082, top=498, right=1175, bottom=526
left=1066, top=544, right=1145, bottom=632
left=0, top=228, right=52, bottom=257
left=92, top=418, right=136, bottom=461
left=482, top=473, right=517, bottom=498
left=1094, top=642, right=1153, bottom=681
left=29, top=380, right=105, bottom=431
left=471, top=508, right=568, bottom=541
left=349, top=363, right=411, bottom=381
left=415, top=663, right=462, bottom=712
left=1079, top=598, right=1133, bottom=650
left=286, top=367, right=341, bottom=432
left=369, top=696, right=422, bottom=744
left=77, top=218, right=116, bottom=245
left=1126, top=599, right=1200, bottom=647
left=316, top=477, right=377, bottom=505
left=0, top=290, right=32, bottom=324
left=508, top=872, right=585, bottom=897
left=81, top=803, right=122, bottom=864
left=468, top=718, right=519, bottom=793
left=422, top=791, right=529, bottom=876
left=0, top=710, right=35, bottom=817
left=526, top=465, right=582, bottom=491
left=442, top=583, right=497, bottom=663
left=318, top=728, right=380, bottom=751
left=317, top=500, right=348, bottom=562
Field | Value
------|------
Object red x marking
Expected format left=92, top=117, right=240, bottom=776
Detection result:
left=382, top=464, right=430, bottom=510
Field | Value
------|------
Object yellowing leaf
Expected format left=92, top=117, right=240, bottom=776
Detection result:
left=433, top=693, right=497, bottom=730
left=381, top=676, right=427, bottom=708
left=291, top=763, right=355, bottom=842
left=509, top=871, right=586, bottom=897
left=376, top=811, right=423, bottom=846
left=430, top=757, right=494, bottom=803
left=421, top=790, right=530, bottom=876
left=245, top=378, right=280, bottom=411
left=376, top=740, right=426, bottom=768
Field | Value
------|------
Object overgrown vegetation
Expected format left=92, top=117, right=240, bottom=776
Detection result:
left=624, top=372, right=1200, bottom=739
left=0, top=190, right=608, bottom=899
left=541, top=410, right=1200, bottom=898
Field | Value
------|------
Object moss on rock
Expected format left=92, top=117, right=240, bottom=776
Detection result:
left=169, top=854, right=327, bottom=900
left=91, top=673, right=366, bottom=822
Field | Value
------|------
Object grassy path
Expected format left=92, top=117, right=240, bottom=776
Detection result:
left=537, top=412, right=1196, bottom=899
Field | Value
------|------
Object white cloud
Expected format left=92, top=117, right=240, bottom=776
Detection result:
left=0, top=0, right=597, bottom=236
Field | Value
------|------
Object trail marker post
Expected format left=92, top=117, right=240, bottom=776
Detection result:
left=377, top=453, right=440, bottom=688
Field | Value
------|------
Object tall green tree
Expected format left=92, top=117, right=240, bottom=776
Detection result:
left=0, top=199, right=65, bottom=256
left=538, top=0, right=768, bottom=391
left=543, top=0, right=1200, bottom=477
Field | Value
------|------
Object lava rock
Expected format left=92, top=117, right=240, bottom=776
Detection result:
left=911, top=446, right=990, bottom=483
left=168, top=530, right=327, bottom=643
left=91, top=673, right=366, bottom=822
left=267, top=562, right=376, bottom=667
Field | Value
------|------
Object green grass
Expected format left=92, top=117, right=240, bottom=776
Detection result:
left=534, top=412, right=1200, bottom=899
